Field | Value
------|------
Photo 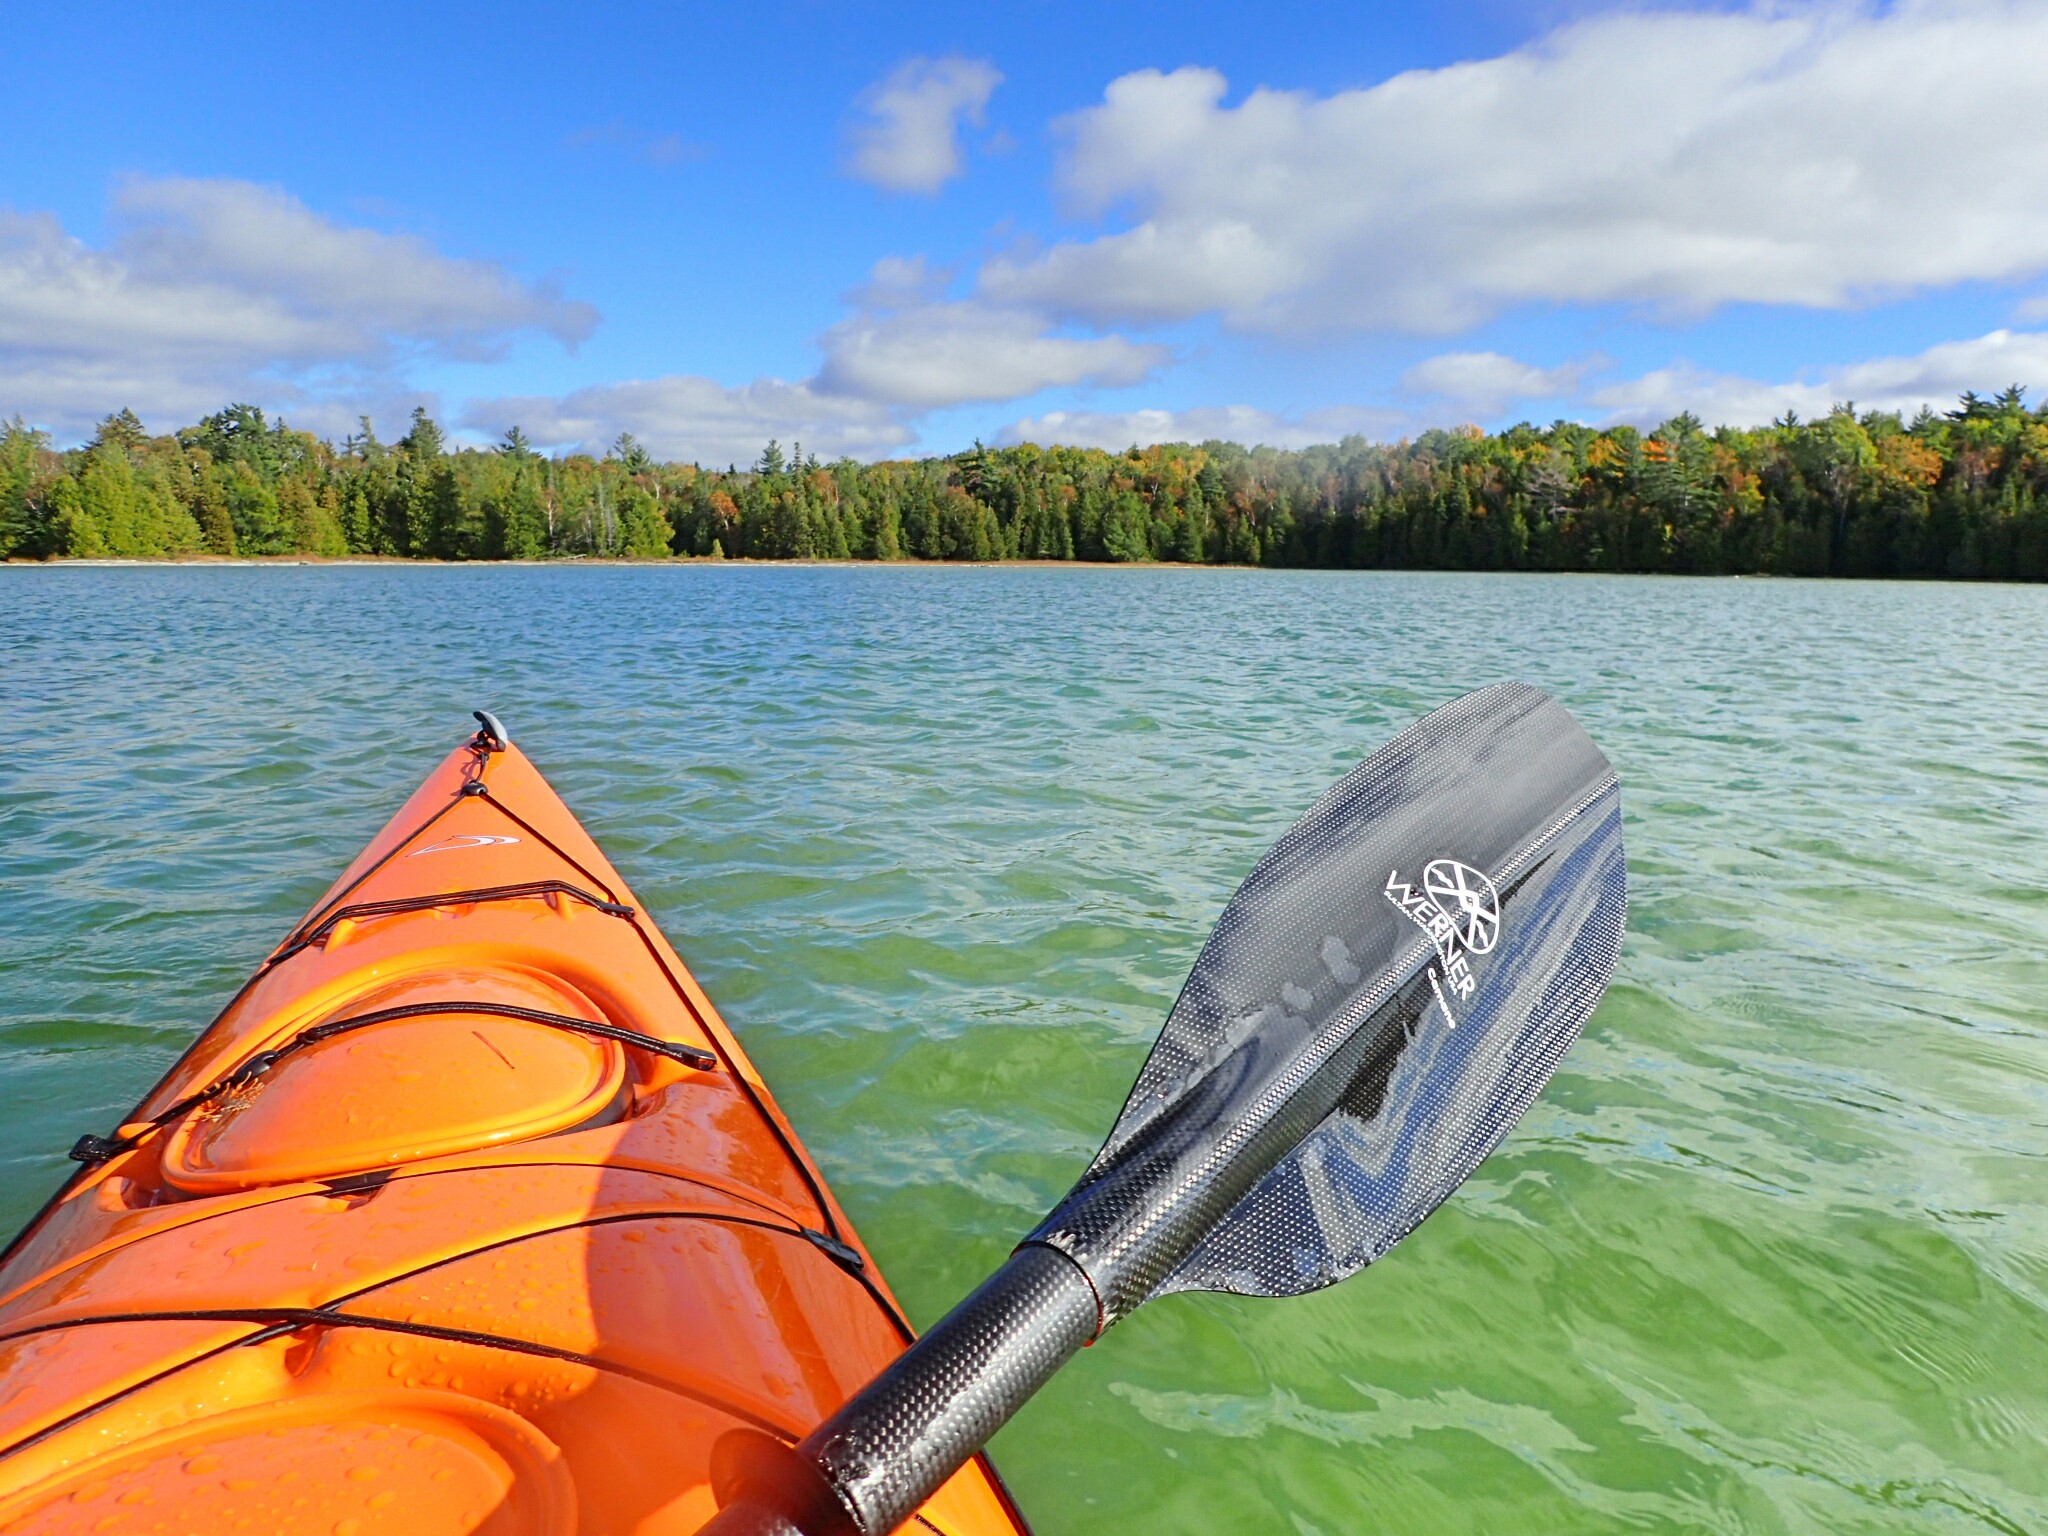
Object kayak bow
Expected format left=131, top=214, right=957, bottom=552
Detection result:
left=0, top=716, right=1028, bottom=1536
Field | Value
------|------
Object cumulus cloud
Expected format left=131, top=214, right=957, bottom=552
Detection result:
left=0, top=177, right=596, bottom=439
left=106, top=177, right=592, bottom=358
left=847, top=56, right=1002, bottom=194
left=1588, top=327, right=2048, bottom=427
left=815, top=301, right=1168, bottom=407
left=1402, top=352, right=1592, bottom=416
left=465, top=294, right=1170, bottom=462
left=997, top=326, right=2048, bottom=451
left=463, top=375, right=913, bottom=466
left=844, top=253, right=953, bottom=309
left=982, top=3, right=2048, bottom=334
left=999, top=403, right=1409, bottom=452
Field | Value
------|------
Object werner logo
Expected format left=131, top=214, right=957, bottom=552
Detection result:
left=1384, top=858, right=1501, bottom=1026
left=409, top=834, right=521, bottom=857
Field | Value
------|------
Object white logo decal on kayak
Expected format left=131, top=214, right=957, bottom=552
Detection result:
left=409, top=833, right=522, bottom=857
left=1384, top=858, right=1501, bottom=1027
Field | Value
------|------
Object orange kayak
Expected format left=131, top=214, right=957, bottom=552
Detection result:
left=0, top=716, right=1030, bottom=1536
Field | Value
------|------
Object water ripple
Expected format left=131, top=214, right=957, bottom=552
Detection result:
left=3, top=564, right=2046, bottom=1534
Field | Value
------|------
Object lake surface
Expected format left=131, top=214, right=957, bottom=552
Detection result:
left=4, top=564, right=2047, bottom=1534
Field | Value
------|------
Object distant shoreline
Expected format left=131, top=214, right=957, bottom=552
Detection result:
left=13, top=554, right=1268, bottom=571
left=8, top=556, right=2012, bottom=585
left=10, top=399, right=2047, bottom=582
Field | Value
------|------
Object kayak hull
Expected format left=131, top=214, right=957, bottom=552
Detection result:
left=0, top=727, right=1029, bottom=1536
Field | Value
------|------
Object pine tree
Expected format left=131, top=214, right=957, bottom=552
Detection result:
left=1102, top=490, right=1150, bottom=562
left=612, top=432, right=653, bottom=474
left=616, top=485, right=672, bottom=557
left=278, top=479, right=323, bottom=553
left=47, top=477, right=101, bottom=556
left=226, top=463, right=284, bottom=554
left=193, top=473, right=237, bottom=556
left=401, top=406, right=444, bottom=461
left=0, top=419, right=50, bottom=558
left=1175, top=483, right=1206, bottom=562
left=79, top=447, right=142, bottom=554
left=91, top=409, right=148, bottom=456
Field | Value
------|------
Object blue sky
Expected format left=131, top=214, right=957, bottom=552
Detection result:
left=6, top=1, right=2048, bottom=459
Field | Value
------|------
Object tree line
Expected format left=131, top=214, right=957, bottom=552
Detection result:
left=4, top=389, right=2047, bottom=580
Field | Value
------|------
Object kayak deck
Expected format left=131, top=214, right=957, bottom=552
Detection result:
left=0, top=725, right=1028, bottom=1535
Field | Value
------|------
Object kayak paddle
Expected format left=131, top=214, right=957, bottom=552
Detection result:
left=705, top=682, right=1626, bottom=1536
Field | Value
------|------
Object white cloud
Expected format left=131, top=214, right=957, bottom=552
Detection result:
left=847, top=56, right=1002, bottom=195
left=0, top=177, right=596, bottom=440
left=815, top=301, right=1168, bottom=407
left=999, top=403, right=1409, bottom=452
left=464, top=297, right=1170, bottom=462
left=1000, top=326, right=2048, bottom=449
left=463, top=375, right=912, bottom=466
left=1588, top=327, right=2048, bottom=427
left=106, top=177, right=592, bottom=359
left=1401, top=352, right=1591, bottom=416
left=982, top=3, right=2048, bottom=334
left=844, top=253, right=953, bottom=308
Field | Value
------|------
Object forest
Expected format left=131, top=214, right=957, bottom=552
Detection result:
left=4, top=389, right=2046, bottom=580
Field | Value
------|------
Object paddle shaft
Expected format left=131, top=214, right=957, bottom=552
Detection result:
left=705, top=979, right=1399, bottom=1534
left=705, top=1244, right=1099, bottom=1536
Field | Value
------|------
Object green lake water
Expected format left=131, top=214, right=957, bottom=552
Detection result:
left=3, top=564, right=2046, bottom=1534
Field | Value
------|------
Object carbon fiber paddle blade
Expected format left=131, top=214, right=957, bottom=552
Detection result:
left=1028, top=683, right=1626, bottom=1319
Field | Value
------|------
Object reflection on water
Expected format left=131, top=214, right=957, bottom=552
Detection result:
left=3, top=564, right=2045, bottom=1534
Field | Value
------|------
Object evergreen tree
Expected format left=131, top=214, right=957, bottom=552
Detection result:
left=612, top=432, right=653, bottom=474
left=225, top=462, right=284, bottom=553
left=1101, top=490, right=1150, bottom=562
left=277, top=479, right=326, bottom=553
left=490, top=471, right=548, bottom=559
left=78, top=447, right=141, bottom=554
left=0, top=419, right=50, bottom=557
left=47, top=476, right=100, bottom=556
left=91, top=409, right=148, bottom=456
left=192, top=470, right=237, bottom=556
left=1172, top=510, right=1203, bottom=563
left=400, top=406, right=444, bottom=461
left=616, top=485, right=672, bottom=557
